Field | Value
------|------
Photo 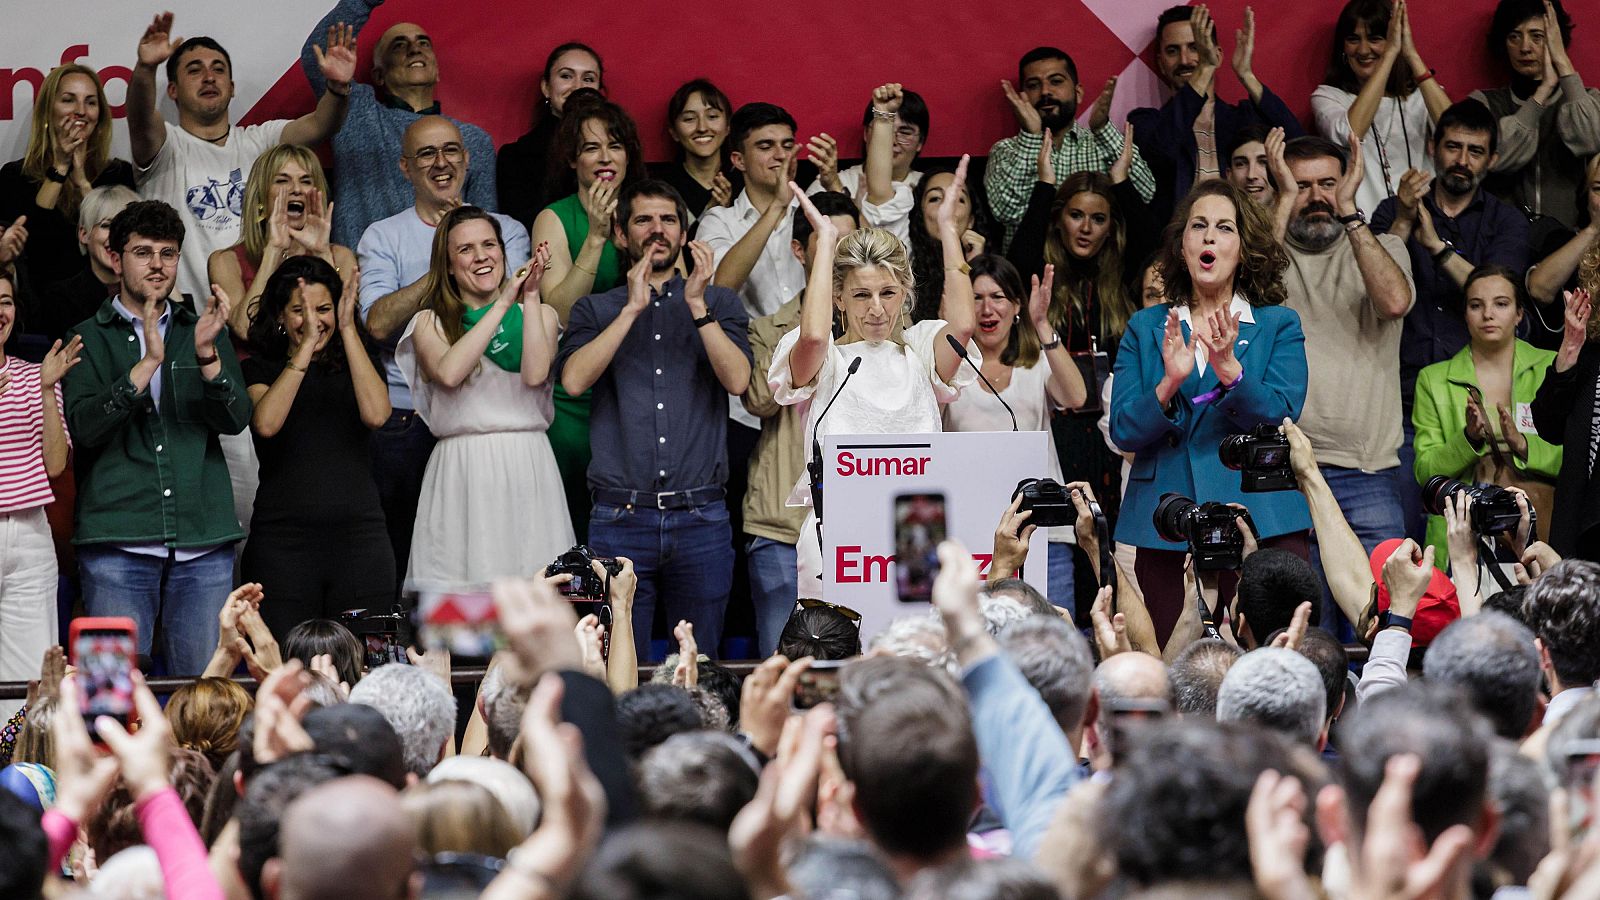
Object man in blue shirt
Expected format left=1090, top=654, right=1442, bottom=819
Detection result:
left=556, top=179, right=752, bottom=660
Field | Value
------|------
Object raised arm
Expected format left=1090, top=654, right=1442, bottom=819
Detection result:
left=412, top=275, right=523, bottom=389
left=1285, top=419, right=1374, bottom=624
left=128, top=12, right=179, bottom=168
left=300, top=0, right=375, bottom=97
left=558, top=253, right=652, bottom=397
left=247, top=280, right=321, bottom=438
left=683, top=241, right=752, bottom=395
left=1397, top=2, right=1450, bottom=124
left=864, top=84, right=901, bottom=207
left=1344, top=0, right=1405, bottom=139
left=712, top=160, right=797, bottom=292
left=339, top=268, right=391, bottom=428
left=783, top=187, right=840, bottom=391
left=1527, top=201, right=1599, bottom=305
left=38, top=337, right=81, bottom=478
left=536, top=179, right=617, bottom=323
left=1029, top=265, right=1087, bottom=410
left=933, top=155, right=977, bottom=383
left=1337, top=137, right=1414, bottom=320
left=281, top=23, right=355, bottom=147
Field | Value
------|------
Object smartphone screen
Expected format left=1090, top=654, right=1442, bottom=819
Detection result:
left=793, top=660, right=847, bottom=710
left=1564, top=740, right=1600, bottom=842
left=75, top=629, right=136, bottom=731
left=411, top=588, right=502, bottom=658
left=894, top=493, right=947, bottom=603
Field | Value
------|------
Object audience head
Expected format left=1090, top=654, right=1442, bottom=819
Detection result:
left=1282, top=135, right=1351, bottom=252
left=0, top=788, right=46, bottom=900
left=88, top=746, right=214, bottom=868
left=1324, top=0, right=1416, bottom=96
left=1137, top=250, right=1167, bottom=309
left=108, top=200, right=185, bottom=304
left=728, top=103, right=798, bottom=193
left=165, top=676, right=253, bottom=771
left=1524, top=559, right=1600, bottom=692
left=239, top=753, right=348, bottom=900
left=1488, top=0, right=1575, bottom=79
left=571, top=822, right=748, bottom=900
left=241, top=145, right=331, bottom=264
left=860, top=88, right=929, bottom=172
left=372, top=21, right=437, bottom=96
left=999, top=614, right=1096, bottom=739
left=909, top=167, right=990, bottom=320
left=1431, top=100, right=1501, bottom=198
left=1226, top=124, right=1279, bottom=208
left=426, top=755, right=540, bottom=838
left=300, top=702, right=408, bottom=790
left=1488, top=740, right=1550, bottom=887
left=1484, top=583, right=1533, bottom=625
left=77, top=184, right=141, bottom=276
left=1154, top=5, right=1218, bottom=89
left=613, top=179, right=691, bottom=271
left=1170, top=639, right=1243, bottom=717
left=637, top=731, right=760, bottom=832
left=165, top=37, right=234, bottom=121
left=555, top=97, right=647, bottom=199
left=247, top=255, right=349, bottom=366
left=790, top=190, right=861, bottom=269
left=785, top=837, right=901, bottom=900
left=1296, top=628, right=1351, bottom=726
left=1337, top=684, right=1495, bottom=846
left=264, top=775, right=421, bottom=900
left=616, top=683, right=704, bottom=761
left=1216, top=647, right=1327, bottom=746
left=1015, top=47, right=1081, bottom=131
left=776, top=601, right=862, bottom=661
left=419, top=205, right=509, bottom=340
left=25, top=65, right=112, bottom=210
left=832, top=227, right=917, bottom=345
left=1235, top=548, right=1322, bottom=645
left=400, top=777, right=521, bottom=858
left=836, top=655, right=978, bottom=860
left=1160, top=180, right=1288, bottom=308
left=1093, top=652, right=1173, bottom=762
left=1425, top=610, right=1540, bottom=740
left=0, top=271, right=14, bottom=347
left=94, top=846, right=165, bottom=898
left=349, top=663, right=458, bottom=779
left=477, top=663, right=531, bottom=761
left=869, top=613, right=955, bottom=674
left=540, top=42, right=604, bottom=117
left=399, top=115, right=469, bottom=209
left=984, top=578, right=1054, bottom=619
left=1578, top=154, right=1600, bottom=233
left=1463, top=264, right=1526, bottom=351
left=667, top=78, right=732, bottom=165
left=283, top=620, right=364, bottom=689
left=968, top=253, right=1043, bottom=367
left=905, top=856, right=1061, bottom=900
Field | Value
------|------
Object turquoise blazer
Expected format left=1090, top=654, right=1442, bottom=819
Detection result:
left=1110, top=302, right=1312, bottom=550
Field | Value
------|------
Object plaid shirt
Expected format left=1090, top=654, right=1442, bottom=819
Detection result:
left=984, top=123, right=1156, bottom=246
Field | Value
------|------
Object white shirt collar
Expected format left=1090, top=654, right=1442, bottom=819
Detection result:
left=732, top=188, right=797, bottom=223
left=1546, top=685, right=1596, bottom=727
left=1174, top=293, right=1255, bottom=326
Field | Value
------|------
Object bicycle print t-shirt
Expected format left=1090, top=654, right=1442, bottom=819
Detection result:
left=135, top=120, right=289, bottom=300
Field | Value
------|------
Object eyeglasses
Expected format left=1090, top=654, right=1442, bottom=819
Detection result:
left=409, top=144, right=464, bottom=165
left=893, top=126, right=922, bottom=144
left=124, top=246, right=179, bottom=266
left=796, top=598, right=862, bottom=624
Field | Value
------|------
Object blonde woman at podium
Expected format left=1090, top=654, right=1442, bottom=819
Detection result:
left=943, top=255, right=1088, bottom=611
left=769, top=158, right=981, bottom=599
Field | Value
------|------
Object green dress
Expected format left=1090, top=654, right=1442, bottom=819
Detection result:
left=549, top=193, right=622, bottom=541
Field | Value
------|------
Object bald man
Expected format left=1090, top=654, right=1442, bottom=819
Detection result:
left=1086, top=651, right=1172, bottom=771
left=262, top=776, right=421, bottom=900
left=301, top=0, right=498, bottom=249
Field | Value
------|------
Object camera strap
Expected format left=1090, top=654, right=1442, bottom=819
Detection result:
left=1189, top=558, right=1223, bottom=641
left=1096, top=511, right=1118, bottom=613
left=1477, top=535, right=1518, bottom=594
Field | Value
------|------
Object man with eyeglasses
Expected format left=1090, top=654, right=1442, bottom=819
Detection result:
left=301, top=0, right=499, bottom=249
left=63, top=200, right=250, bottom=675
left=356, top=115, right=530, bottom=586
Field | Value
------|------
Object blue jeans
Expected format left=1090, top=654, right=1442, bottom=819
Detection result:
left=1311, top=464, right=1408, bottom=639
left=1047, top=542, right=1076, bottom=619
left=747, top=536, right=799, bottom=657
left=78, top=544, right=236, bottom=675
left=370, top=409, right=437, bottom=589
left=588, top=500, right=735, bottom=661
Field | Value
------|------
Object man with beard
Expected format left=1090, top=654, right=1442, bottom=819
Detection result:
left=1281, top=135, right=1415, bottom=567
left=1130, top=5, right=1303, bottom=224
left=1372, top=100, right=1532, bottom=412
left=556, top=179, right=752, bottom=659
left=985, top=47, right=1156, bottom=245
left=63, top=200, right=250, bottom=675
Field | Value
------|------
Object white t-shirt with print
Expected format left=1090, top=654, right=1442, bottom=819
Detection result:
left=136, top=120, right=290, bottom=299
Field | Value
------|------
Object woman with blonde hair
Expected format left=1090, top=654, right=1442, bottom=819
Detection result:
left=208, top=144, right=356, bottom=341
left=165, top=677, right=253, bottom=771
left=770, top=159, right=979, bottom=598
left=397, top=206, right=574, bottom=586
left=401, top=778, right=522, bottom=858
left=0, top=64, right=134, bottom=294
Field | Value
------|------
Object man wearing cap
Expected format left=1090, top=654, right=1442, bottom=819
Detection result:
left=301, top=0, right=498, bottom=248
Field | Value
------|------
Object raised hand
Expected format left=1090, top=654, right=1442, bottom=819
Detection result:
left=516, top=241, right=553, bottom=306
left=872, top=82, right=904, bottom=114
left=991, top=493, right=1035, bottom=580
left=1380, top=539, right=1434, bottom=619
left=1395, top=169, right=1431, bottom=218
left=1558, top=288, right=1593, bottom=372
left=623, top=250, right=653, bottom=314
left=1413, top=202, right=1443, bottom=252
left=313, top=22, right=358, bottom=89
left=806, top=133, right=842, bottom=193
left=493, top=574, right=582, bottom=676
left=671, top=621, right=698, bottom=688
left=934, top=154, right=971, bottom=237
left=1265, top=127, right=1293, bottom=194
left=290, top=189, right=333, bottom=256
left=40, top=335, right=84, bottom=388
left=793, top=186, right=839, bottom=249
left=774, top=156, right=799, bottom=207
left=253, top=661, right=316, bottom=765
left=503, top=674, right=607, bottom=895
left=1245, top=770, right=1314, bottom=900
left=1001, top=80, right=1042, bottom=134
left=53, top=116, right=89, bottom=175
left=0, top=216, right=28, bottom=267
left=195, top=283, right=232, bottom=352
left=1268, top=602, right=1312, bottom=651
left=1037, top=127, right=1055, bottom=184
left=1191, top=5, right=1221, bottom=70
left=337, top=265, right=361, bottom=333
left=1110, top=122, right=1136, bottom=185
left=266, top=189, right=293, bottom=253
left=137, top=12, right=182, bottom=69
left=1232, top=7, right=1257, bottom=82
left=1544, top=0, right=1574, bottom=74
left=95, top=671, right=175, bottom=802
left=292, top=279, right=321, bottom=352
left=1161, top=310, right=1196, bottom=387
left=1090, top=586, right=1131, bottom=658
left=309, top=654, right=351, bottom=700
left=573, top=615, right=606, bottom=680
left=580, top=177, right=619, bottom=238
left=1201, top=308, right=1243, bottom=379
left=710, top=171, right=733, bottom=208
left=1383, top=0, right=1406, bottom=59
left=51, top=674, right=122, bottom=824
left=684, top=240, right=715, bottom=306
left=1028, top=264, right=1055, bottom=335
left=1337, top=134, right=1366, bottom=214
left=405, top=645, right=451, bottom=687
left=1348, top=755, right=1475, bottom=900
left=1089, top=77, right=1118, bottom=132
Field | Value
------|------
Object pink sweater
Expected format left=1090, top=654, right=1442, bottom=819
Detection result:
left=43, top=787, right=223, bottom=900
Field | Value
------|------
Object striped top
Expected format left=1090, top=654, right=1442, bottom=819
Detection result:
left=0, top=356, right=67, bottom=514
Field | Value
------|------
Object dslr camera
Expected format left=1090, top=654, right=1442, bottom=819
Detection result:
left=1219, top=424, right=1296, bottom=492
left=1012, top=477, right=1090, bottom=528
left=1420, top=476, right=1529, bottom=537
left=338, top=606, right=410, bottom=669
left=544, top=545, right=624, bottom=601
left=1153, top=493, right=1256, bottom=571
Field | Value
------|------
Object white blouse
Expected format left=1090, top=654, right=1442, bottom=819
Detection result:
left=1311, top=85, right=1435, bottom=217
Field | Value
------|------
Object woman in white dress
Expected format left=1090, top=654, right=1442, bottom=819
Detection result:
left=771, top=157, right=980, bottom=598
left=397, top=207, right=574, bottom=587
left=1311, top=0, right=1450, bottom=215
left=942, top=255, right=1087, bottom=610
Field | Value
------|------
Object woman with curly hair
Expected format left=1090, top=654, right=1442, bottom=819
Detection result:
left=164, top=677, right=252, bottom=772
left=1109, top=180, right=1310, bottom=642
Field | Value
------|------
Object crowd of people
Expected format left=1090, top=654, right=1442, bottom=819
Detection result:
left=4, top=0, right=1600, bottom=894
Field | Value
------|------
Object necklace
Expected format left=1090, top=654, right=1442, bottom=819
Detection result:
left=201, top=125, right=231, bottom=145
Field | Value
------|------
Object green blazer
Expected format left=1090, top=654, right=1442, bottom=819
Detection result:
left=1412, top=340, right=1561, bottom=567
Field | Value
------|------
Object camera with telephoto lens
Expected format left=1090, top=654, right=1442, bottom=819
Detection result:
left=1420, top=476, right=1528, bottom=537
left=544, top=545, right=624, bottom=601
left=1218, top=424, right=1296, bottom=492
left=1011, top=477, right=1088, bottom=528
left=338, top=606, right=410, bottom=670
left=1153, top=493, right=1256, bottom=571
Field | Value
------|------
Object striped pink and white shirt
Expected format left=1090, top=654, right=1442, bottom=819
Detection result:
left=0, top=356, right=68, bottom=514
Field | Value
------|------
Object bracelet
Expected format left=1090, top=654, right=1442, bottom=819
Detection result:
left=572, top=261, right=596, bottom=276
left=1415, top=69, right=1436, bottom=84
left=326, top=82, right=351, bottom=98
left=45, top=166, right=69, bottom=184
left=1041, top=333, right=1062, bottom=351
left=1432, top=242, right=1457, bottom=265
left=195, top=350, right=219, bottom=366
left=870, top=107, right=897, bottom=122
left=284, top=359, right=307, bottom=373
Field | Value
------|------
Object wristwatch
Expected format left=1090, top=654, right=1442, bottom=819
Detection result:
left=1377, top=610, right=1414, bottom=632
left=692, top=312, right=717, bottom=328
left=1432, top=241, right=1457, bottom=265
left=1336, top=210, right=1366, bottom=230
left=45, top=165, right=68, bottom=184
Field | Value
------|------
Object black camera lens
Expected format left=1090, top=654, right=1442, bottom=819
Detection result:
left=1154, top=493, right=1197, bottom=544
left=1420, top=475, right=1469, bottom=517
left=1218, top=434, right=1251, bottom=472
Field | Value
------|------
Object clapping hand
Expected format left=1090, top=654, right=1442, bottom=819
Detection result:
left=1231, top=7, right=1258, bottom=85
left=806, top=133, right=842, bottom=194
left=195, top=283, right=232, bottom=355
left=40, top=335, right=84, bottom=388
left=513, top=241, right=553, bottom=307
left=709, top=172, right=733, bottom=209
left=934, top=154, right=971, bottom=238
left=1395, top=169, right=1432, bottom=219
left=1001, top=80, right=1043, bottom=134
left=671, top=621, right=698, bottom=689
left=1336, top=134, right=1366, bottom=215
left=1558, top=288, right=1592, bottom=372
left=337, top=265, right=362, bottom=334
left=1160, top=310, right=1197, bottom=389
left=1088, top=77, right=1117, bottom=132
left=1191, top=5, right=1222, bottom=71
left=793, top=187, right=839, bottom=249
left=1110, top=123, right=1136, bottom=185
left=0, top=217, right=28, bottom=267
left=684, top=240, right=715, bottom=310
left=1028, top=264, right=1055, bottom=336
left=312, top=22, right=357, bottom=90
left=1037, top=127, right=1056, bottom=185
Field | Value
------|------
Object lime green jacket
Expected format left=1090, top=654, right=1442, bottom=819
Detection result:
left=1412, top=340, right=1561, bottom=568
